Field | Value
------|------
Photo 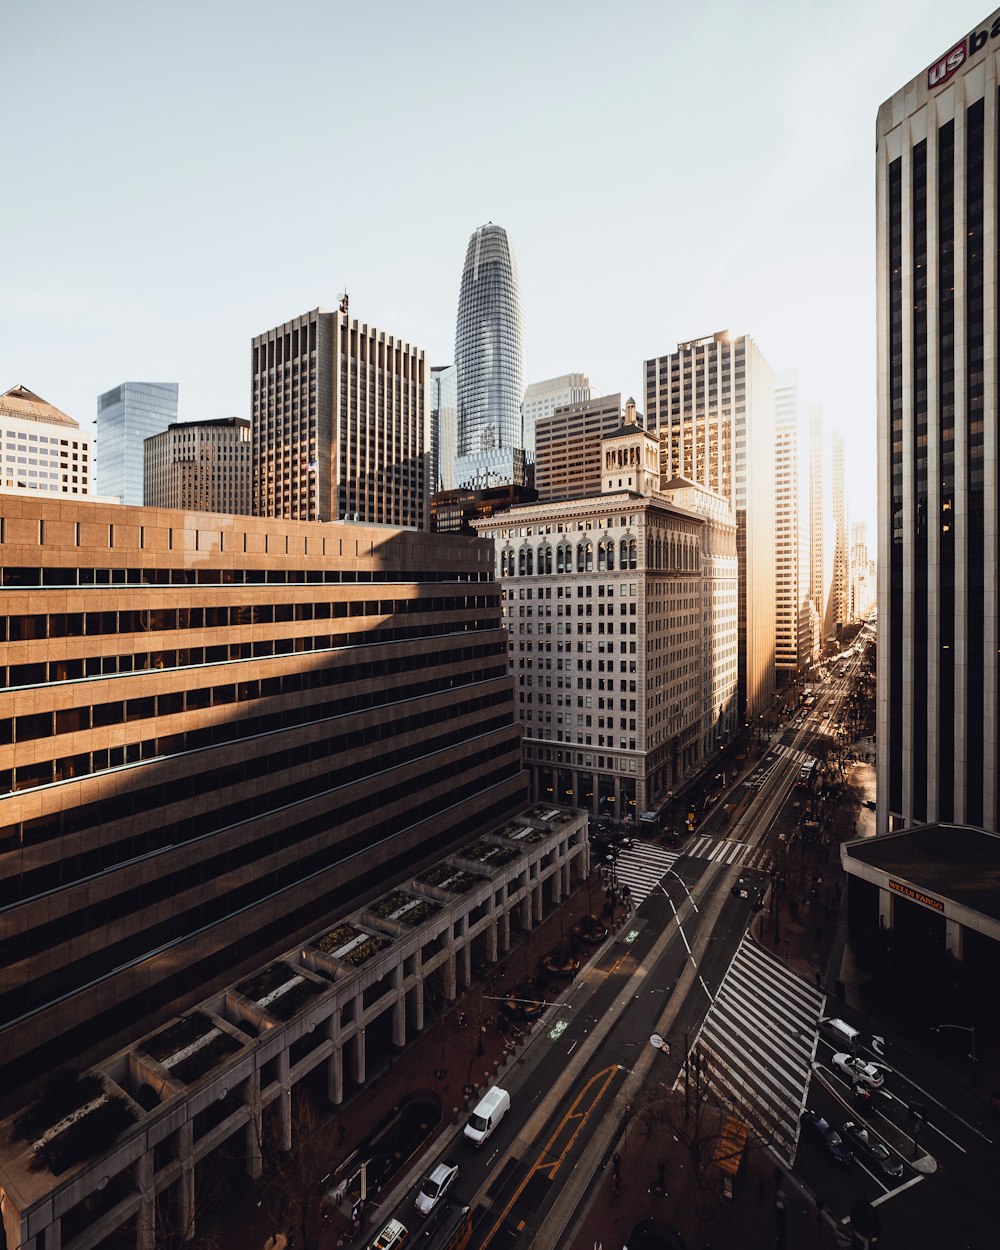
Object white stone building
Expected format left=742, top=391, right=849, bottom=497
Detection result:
left=477, top=404, right=737, bottom=820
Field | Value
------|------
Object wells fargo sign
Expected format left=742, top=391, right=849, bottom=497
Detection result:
left=889, top=880, right=945, bottom=912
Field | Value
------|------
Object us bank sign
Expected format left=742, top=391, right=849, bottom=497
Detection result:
left=928, top=16, right=1000, bottom=90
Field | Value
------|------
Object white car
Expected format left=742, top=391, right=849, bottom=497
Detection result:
left=415, top=1160, right=458, bottom=1215
left=832, top=1052, right=884, bottom=1089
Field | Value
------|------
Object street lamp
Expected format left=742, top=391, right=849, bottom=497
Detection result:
left=931, top=1022, right=977, bottom=1086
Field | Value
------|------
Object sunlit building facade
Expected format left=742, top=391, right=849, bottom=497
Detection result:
left=144, top=418, right=252, bottom=514
left=0, top=385, right=90, bottom=497
left=534, top=392, right=626, bottom=502
left=644, top=330, right=776, bottom=719
left=0, top=494, right=525, bottom=1119
left=252, top=307, right=428, bottom=528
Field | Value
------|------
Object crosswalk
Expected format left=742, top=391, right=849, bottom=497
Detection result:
left=774, top=743, right=815, bottom=766
left=678, top=936, right=824, bottom=1163
left=605, top=840, right=679, bottom=907
left=684, top=836, right=772, bottom=871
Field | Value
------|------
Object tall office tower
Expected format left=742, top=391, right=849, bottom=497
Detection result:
left=534, top=392, right=625, bottom=501
left=659, top=476, right=740, bottom=756
left=0, top=495, right=526, bottom=1116
left=144, top=418, right=252, bottom=514
left=877, top=21, right=1000, bottom=833
left=454, top=223, right=526, bottom=489
left=850, top=523, right=876, bottom=621
left=522, top=373, right=592, bottom=461
left=0, top=385, right=91, bottom=495
left=830, top=431, right=850, bottom=631
left=478, top=409, right=738, bottom=818
left=430, top=364, right=458, bottom=491
left=644, top=330, right=776, bottom=719
left=773, top=373, right=810, bottom=676
left=252, top=307, right=428, bottom=528
left=96, top=381, right=178, bottom=504
left=808, top=403, right=828, bottom=644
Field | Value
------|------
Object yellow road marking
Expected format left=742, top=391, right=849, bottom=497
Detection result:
left=479, top=1064, right=622, bottom=1248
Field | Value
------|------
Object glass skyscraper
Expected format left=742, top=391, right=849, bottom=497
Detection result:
left=454, top=223, right=526, bottom=489
left=96, top=381, right=178, bottom=505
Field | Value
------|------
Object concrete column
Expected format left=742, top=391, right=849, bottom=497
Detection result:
left=42, top=1218, right=61, bottom=1250
left=946, top=918, right=964, bottom=961
left=520, top=891, right=532, bottom=932
left=444, top=941, right=457, bottom=1003
left=276, top=1050, right=292, bottom=1152
left=500, top=907, right=511, bottom=954
left=458, top=918, right=471, bottom=991
left=353, top=1027, right=366, bottom=1085
left=326, top=1010, right=343, bottom=1105
left=135, top=1148, right=156, bottom=1250
left=533, top=883, right=544, bottom=925
left=409, top=977, right=425, bottom=1034
left=327, top=1043, right=344, bottom=1106
left=486, top=920, right=498, bottom=964
left=392, top=966, right=406, bottom=1047
left=550, top=865, right=562, bottom=906
left=877, top=887, right=894, bottom=930
left=245, top=1071, right=262, bottom=1180
left=177, top=1121, right=195, bottom=1241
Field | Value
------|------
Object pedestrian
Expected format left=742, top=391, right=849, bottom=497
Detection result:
left=657, top=1158, right=665, bottom=1190
left=612, top=1170, right=621, bottom=1196
left=612, top=1151, right=621, bottom=1176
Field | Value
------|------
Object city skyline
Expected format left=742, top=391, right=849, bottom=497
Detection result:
left=3, top=1, right=991, bottom=536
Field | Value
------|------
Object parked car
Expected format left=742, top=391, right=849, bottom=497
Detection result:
left=841, top=1121, right=904, bottom=1179
left=832, top=1052, right=884, bottom=1089
left=414, top=1160, right=458, bottom=1215
left=799, top=1109, right=853, bottom=1164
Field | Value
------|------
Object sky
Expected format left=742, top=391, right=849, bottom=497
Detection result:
left=1, top=0, right=991, bottom=533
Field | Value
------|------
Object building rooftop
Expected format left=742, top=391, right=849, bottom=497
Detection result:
left=0, top=385, right=78, bottom=428
left=844, top=824, right=1000, bottom=922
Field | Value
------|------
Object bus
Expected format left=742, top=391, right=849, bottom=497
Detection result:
left=795, top=761, right=816, bottom=789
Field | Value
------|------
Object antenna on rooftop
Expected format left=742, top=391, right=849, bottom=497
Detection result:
left=338, top=289, right=349, bottom=315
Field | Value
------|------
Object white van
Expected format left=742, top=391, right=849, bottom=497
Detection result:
left=819, top=1016, right=863, bottom=1052
left=463, top=1085, right=511, bottom=1148
left=367, top=1218, right=408, bottom=1250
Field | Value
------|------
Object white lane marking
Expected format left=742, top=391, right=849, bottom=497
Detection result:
left=871, top=1172, right=924, bottom=1205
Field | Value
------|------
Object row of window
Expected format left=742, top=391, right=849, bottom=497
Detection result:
left=0, top=564, right=491, bottom=588
left=0, top=595, right=493, bottom=643
left=3, top=696, right=513, bottom=917
left=0, top=756, right=521, bottom=1040
left=0, top=621, right=500, bottom=692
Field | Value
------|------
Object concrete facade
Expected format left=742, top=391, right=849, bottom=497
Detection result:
left=251, top=308, right=428, bottom=529
left=533, top=393, right=626, bottom=502
left=0, top=386, right=90, bottom=497
left=143, top=419, right=252, bottom=514
left=476, top=410, right=737, bottom=819
left=876, top=11, right=1000, bottom=834
left=0, top=494, right=526, bottom=1121
left=0, top=807, right=586, bottom=1250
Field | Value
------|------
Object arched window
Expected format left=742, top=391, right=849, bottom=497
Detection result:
left=538, top=543, right=552, bottom=575
left=518, top=545, right=533, bottom=576
left=627, top=539, right=637, bottom=570
left=606, top=540, right=615, bottom=571
left=619, top=538, right=630, bottom=568
left=584, top=541, right=593, bottom=572
left=501, top=547, right=514, bottom=577
left=598, top=539, right=608, bottom=572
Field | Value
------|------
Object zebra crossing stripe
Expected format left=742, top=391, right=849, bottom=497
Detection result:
left=680, top=936, right=823, bottom=1162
